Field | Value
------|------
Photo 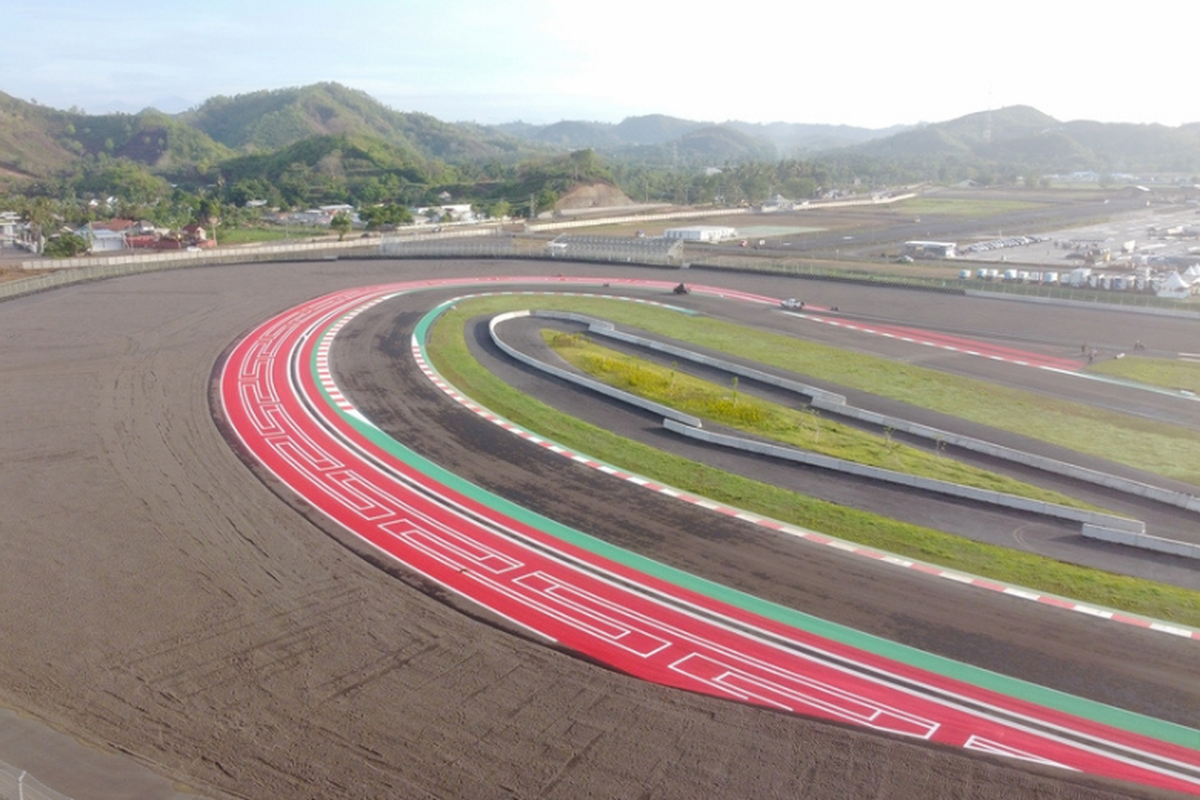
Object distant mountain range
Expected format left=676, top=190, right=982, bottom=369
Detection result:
left=490, top=114, right=907, bottom=159
left=2, top=81, right=1199, bottom=188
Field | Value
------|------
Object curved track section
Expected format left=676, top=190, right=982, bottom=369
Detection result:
left=219, top=277, right=1200, bottom=795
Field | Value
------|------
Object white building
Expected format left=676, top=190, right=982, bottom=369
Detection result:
left=0, top=211, right=19, bottom=247
left=663, top=225, right=738, bottom=243
left=903, top=240, right=957, bottom=259
left=86, top=228, right=127, bottom=252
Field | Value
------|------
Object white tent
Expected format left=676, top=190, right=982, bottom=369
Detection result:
left=1155, top=271, right=1194, bottom=299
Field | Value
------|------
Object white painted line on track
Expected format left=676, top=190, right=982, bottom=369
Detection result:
left=403, top=291, right=1200, bottom=644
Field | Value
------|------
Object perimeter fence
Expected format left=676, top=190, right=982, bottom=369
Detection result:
left=4, top=233, right=1196, bottom=320
left=0, top=238, right=378, bottom=302
left=0, top=759, right=71, bottom=800
left=379, top=232, right=686, bottom=266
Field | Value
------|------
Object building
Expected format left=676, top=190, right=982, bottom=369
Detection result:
left=663, top=226, right=738, bottom=243
left=903, top=240, right=957, bottom=259
left=0, top=211, right=19, bottom=248
left=86, top=228, right=128, bottom=252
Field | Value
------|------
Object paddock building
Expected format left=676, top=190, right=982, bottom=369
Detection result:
left=664, top=225, right=739, bottom=243
left=904, top=240, right=958, bottom=259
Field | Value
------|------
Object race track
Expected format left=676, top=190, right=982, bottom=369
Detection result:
left=0, top=258, right=1196, bottom=799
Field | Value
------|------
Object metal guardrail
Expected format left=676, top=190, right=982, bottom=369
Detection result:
left=0, top=758, right=71, bottom=800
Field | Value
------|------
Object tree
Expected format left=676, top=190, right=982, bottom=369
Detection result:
left=44, top=232, right=89, bottom=258
left=481, top=200, right=511, bottom=220
left=359, top=203, right=411, bottom=230
left=330, top=211, right=352, bottom=240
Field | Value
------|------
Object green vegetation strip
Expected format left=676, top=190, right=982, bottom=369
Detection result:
left=894, top=196, right=1049, bottom=218
left=410, top=292, right=1200, bottom=743
left=545, top=330, right=1098, bottom=511
left=1089, top=356, right=1200, bottom=395
left=427, top=295, right=1200, bottom=634
left=216, top=226, right=331, bottom=245
left=480, top=294, right=1200, bottom=484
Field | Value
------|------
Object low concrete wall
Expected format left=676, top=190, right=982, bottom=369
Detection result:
left=510, top=308, right=1145, bottom=533
left=534, top=311, right=847, bottom=406
left=528, top=309, right=1200, bottom=557
left=489, top=311, right=703, bottom=429
left=1082, top=525, right=1200, bottom=560
left=2, top=240, right=378, bottom=301
left=664, top=419, right=1143, bottom=534
left=546, top=311, right=1200, bottom=516
left=811, top=396, right=1200, bottom=514
left=16, top=237, right=378, bottom=272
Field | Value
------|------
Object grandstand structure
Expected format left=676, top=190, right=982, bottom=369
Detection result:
left=544, top=234, right=685, bottom=266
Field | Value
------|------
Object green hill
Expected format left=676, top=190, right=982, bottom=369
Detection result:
left=181, top=82, right=538, bottom=163
left=849, top=105, right=1200, bottom=175
left=217, top=132, right=438, bottom=207
left=0, top=91, right=79, bottom=182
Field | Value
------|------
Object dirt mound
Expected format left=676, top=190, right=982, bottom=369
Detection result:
left=555, top=182, right=635, bottom=210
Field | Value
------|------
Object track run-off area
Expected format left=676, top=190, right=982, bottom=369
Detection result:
left=218, top=276, right=1200, bottom=796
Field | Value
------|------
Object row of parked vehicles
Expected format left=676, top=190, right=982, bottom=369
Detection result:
left=960, top=235, right=1051, bottom=254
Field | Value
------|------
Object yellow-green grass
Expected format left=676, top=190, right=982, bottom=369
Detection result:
left=895, top=197, right=1048, bottom=218
left=425, top=300, right=1200, bottom=627
left=217, top=225, right=330, bottom=245
left=546, top=331, right=1100, bottom=511
left=462, top=294, right=1200, bottom=484
left=1089, top=356, right=1200, bottom=395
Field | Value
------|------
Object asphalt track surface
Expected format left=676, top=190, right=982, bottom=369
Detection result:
left=484, top=311, right=1200, bottom=590
left=0, top=258, right=1197, bottom=799
left=219, top=280, right=1200, bottom=791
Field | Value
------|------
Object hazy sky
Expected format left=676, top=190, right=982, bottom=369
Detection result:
left=4, top=0, right=1193, bottom=128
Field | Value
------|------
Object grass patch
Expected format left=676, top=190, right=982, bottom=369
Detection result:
left=1089, top=356, right=1200, bottom=395
left=462, top=294, right=1200, bottom=484
left=423, top=297, right=1200, bottom=628
left=546, top=331, right=1098, bottom=510
left=216, top=225, right=330, bottom=245
left=894, top=197, right=1048, bottom=218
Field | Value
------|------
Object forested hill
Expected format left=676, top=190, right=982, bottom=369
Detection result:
left=180, top=82, right=535, bottom=163
left=3, top=83, right=1200, bottom=205
left=847, top=105, right=1200, bottom=174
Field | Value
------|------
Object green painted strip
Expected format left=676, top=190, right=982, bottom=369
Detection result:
left=309, top=290, right=1200, bottom=750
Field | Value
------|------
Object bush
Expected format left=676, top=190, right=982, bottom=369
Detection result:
left=44, top=232, right=89, bottom=258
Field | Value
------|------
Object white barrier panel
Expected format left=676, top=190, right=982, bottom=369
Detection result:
left=489, top=312, right=703, bottom=429
left=1082, top=525, right=1200, bottom=560
left=664, top=419, right=1143, bottom=534
left=546, top=311, right=1200, bottom=516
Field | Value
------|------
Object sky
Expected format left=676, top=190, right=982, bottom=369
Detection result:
left=3, top=0, right=1194, bottom=129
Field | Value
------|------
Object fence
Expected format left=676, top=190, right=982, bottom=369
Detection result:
left=380, top=232, right=687, bottom=267
left=0, top=238, right=379, bottom=302
left=0, top=759, right=71, bottom=800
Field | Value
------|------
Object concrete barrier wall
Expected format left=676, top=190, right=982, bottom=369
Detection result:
left=489, top=311, right=703, bottom=428
left=536, top=311, right=1200, bottom=515
left=532, top=310, right=847, bottom=406
left=664, top=419, right=1143, bottom=534
left=3, top=240, right=379, bottom=301
left=1082, top=525, right=1200, bottom=560
left=17, top=237, right=379, bottom=272
left=809, top=394, right=1200, bottom=513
